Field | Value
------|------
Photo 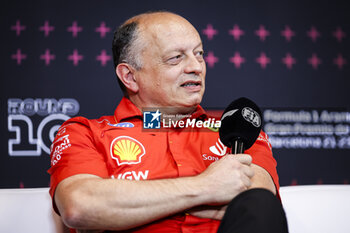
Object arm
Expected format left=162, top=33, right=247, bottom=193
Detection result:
left=55, top=154, right=253, bottom=231
left=250, top=163, right=276, bottom=194
left=189, top=131, right=278, bottom=220
left=187, top=161, right=276, bottom=220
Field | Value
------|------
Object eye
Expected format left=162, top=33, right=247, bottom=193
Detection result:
left=167, top=54, right=183, bottom=65
left=195, top=50, right=204, bottom=61
left=196, top=50, right=204, bottom=56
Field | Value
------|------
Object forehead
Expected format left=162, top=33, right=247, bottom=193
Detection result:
left=139, top=14, right=202, bottom=52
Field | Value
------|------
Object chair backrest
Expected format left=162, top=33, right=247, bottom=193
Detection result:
left=0, top=187, right=66, bottom=233
left=1, top=185, right=349, bottom=233
left=280, top=185, right=350, bottom=233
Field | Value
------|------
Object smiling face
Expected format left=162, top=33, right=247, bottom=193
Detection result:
left=129, top=13, right=206, bottom=113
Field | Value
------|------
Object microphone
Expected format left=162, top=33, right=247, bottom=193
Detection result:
left=219, top=97, right=263, bottom=154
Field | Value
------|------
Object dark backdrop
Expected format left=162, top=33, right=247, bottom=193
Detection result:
left=1, top=0, right=349, bottom=188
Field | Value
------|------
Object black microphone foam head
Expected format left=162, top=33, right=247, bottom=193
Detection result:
left=219, top=97, right=263, bottom=149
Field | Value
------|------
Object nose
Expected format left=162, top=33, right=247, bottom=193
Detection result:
left=184, top=54, right=204, bottom=75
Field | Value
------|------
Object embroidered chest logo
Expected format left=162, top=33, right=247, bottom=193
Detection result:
left=110, top=136, right=146, bottom=165
left=209, top=138, right=227, bottom=156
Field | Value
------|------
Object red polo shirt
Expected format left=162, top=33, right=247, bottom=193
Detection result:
left=48, top=97, right=279, bottom=233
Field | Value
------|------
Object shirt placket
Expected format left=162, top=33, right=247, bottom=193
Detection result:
left=167, top=129, right=185, bottom=175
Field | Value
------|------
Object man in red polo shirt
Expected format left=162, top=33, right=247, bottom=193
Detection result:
left=48, top=11, right=287, bottom=233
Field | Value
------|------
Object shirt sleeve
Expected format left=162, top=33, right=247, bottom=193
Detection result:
left=47, top=117, right=109, bottom=214
left=245, top=131, right=280, bottom=196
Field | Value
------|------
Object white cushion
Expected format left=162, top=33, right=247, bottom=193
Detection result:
left=1, top=185, right=349, bottom=233
left=280, top=185, right=350, bottom=233
left=0, top=187, right=65, bottom=233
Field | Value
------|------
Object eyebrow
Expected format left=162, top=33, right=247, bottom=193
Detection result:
left=164, top=42, right=203, bottom=54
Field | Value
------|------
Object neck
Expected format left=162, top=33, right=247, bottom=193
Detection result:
left=128, top=95, right=197, bottom=119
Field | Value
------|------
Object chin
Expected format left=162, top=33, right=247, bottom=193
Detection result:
left=182, top=98, right=202, bottom=108
left=174, top=93, right=203, bottom=108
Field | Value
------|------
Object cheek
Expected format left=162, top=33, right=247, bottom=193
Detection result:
left=202, top=67, right=207, bottom=81
left=164, top=74, right=181, bottom=89
left=151, top=75, right=163, bottom=89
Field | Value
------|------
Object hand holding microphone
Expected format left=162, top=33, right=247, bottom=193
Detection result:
left=199, top=97, right=263, bottom=205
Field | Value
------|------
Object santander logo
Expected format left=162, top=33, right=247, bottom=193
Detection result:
left=209, top=138, right=227, bottom=156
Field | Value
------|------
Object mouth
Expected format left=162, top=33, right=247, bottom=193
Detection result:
left=180, top=80, right=202, bottom=88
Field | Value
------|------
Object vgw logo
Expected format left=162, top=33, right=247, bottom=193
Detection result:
left=143, top=110, right=161, bottom=129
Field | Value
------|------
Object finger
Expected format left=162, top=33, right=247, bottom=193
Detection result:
left=242, top=165, right=255, bottom=178
left=241, top=173, right=252, bottom=188
left=234, top=154, right=252, bottom=165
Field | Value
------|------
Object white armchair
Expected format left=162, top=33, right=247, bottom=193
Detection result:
left=0, top=185, right=349, bottom=233
left=0, top=187, right=67, bottom=233
left=280, top=185, right=350, bottom=233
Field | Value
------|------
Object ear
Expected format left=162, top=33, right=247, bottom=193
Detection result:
left=116, top=63, right=139, bottom=93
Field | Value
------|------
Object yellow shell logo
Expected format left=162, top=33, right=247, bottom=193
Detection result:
left=110, top=136, right=146, bottom=165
